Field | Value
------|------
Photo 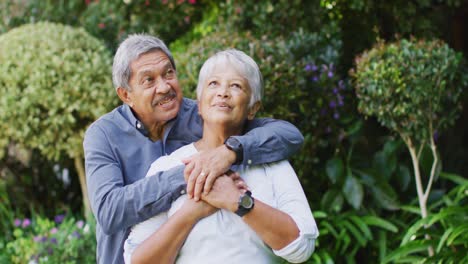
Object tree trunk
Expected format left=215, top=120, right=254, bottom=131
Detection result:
left=74, top=156, right=92, bottom=219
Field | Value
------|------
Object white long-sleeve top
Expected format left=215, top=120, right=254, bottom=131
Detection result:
left=124, top=143, right=318, bottom=264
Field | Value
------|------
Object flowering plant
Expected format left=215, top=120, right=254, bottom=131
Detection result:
left=4, top=215, right=96, bottom=264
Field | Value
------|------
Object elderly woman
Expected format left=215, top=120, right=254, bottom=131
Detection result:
left=124, top=49, right=318, bottom=264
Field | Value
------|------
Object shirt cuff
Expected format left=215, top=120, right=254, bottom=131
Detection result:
left=168, top=165, right=187, bottom=201
left=273, top=232, right=316, bottom=263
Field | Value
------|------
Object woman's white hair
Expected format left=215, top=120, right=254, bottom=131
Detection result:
left=112, top=34, right=176, bottom=91
left=196, top=49, right=263, bottom=107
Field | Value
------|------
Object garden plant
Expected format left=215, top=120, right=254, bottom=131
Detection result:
left=352, top=38, right=467, bottom=261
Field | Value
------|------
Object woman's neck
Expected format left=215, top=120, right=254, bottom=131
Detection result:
left=194, top=123, right=242, bottom=152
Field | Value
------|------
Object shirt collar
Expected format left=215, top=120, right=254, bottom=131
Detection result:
left=121, top=104, right=150, bottom=137
left=121, top=103, right=179, bottom=140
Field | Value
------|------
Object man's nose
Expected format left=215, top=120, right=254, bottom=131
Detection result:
left=155, top=78, right=171, bottom=93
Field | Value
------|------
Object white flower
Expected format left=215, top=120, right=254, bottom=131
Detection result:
left=123, top=0, right=132, bottom=4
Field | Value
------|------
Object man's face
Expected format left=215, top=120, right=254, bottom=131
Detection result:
left=125, top=50, right=183, bottom=127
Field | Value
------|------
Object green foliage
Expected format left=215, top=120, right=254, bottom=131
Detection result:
left=216, top=0, right=322, bottom=38
left=2, top=214, right=96, bottom=263
left=0, top=22, right=117, bottom=161
left=383, top=173, right=468, bottom=263
left=0, top=0, right=202, bottom=51
left=352, top=38, right=466, bottom=143
left=309, top=210, right=398, bottom=263
left=323, top=139, right=408, bottom=212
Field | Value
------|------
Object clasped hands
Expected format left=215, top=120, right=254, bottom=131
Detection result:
left=181, top=144, right=248, bottom=217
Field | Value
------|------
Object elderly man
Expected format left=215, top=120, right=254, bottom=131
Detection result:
left=83, top=34, right=303, bottom=264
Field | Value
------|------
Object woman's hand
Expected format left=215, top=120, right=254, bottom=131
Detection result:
left=180, top=197, right=218, bottom=221
left=201, top=175, right=244, bottom=213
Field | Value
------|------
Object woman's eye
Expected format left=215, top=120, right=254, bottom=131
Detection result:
left=208, top=81, right=217, bottom=87
left=231, top=83, right=241, bottom=89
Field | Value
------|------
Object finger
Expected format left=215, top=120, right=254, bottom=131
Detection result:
left=229, top=172, right=241, bottom=181
left=236, top=181, right=249, bottom=191
left=194, top=171, right=208, bottom=201
left=187, top=166, right=202, bottom=199
left=184, top=161, right=195, bottom=182
left=181, top=156, right=193, bottom=165
left=203, top=172, right=218, bottom=195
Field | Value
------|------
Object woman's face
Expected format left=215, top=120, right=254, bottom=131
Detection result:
left=198, top=64, right=256, bottom=130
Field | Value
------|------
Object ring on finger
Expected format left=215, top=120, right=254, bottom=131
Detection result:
left=200, top=171, right=206, bottom=177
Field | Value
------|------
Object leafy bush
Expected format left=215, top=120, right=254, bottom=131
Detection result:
left=0, top=22, right=118, bottom=215
left=2, top=214, right=96, bottom=264
left=352, top=38, right=467, bottom=256
left=309, top=210, right=398, bottom=263
left=0, top=0, right=202, bottom=51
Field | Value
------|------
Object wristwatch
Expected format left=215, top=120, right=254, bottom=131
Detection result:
left=235, top=190, right=255, bottom=217
left=224, top=137, right=243, bottom=165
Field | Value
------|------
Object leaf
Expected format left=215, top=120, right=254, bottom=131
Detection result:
left=436, top=227, right=452, bottom=253
left=373, top=150, right=396, bottom=180
left=439, top=172, right=468, bottom=185
left=349, top=215, right=373, bottom=240
left=342, top=171, right=363, bottom=209
left=321, top=221, right=339, bottom=238
left=326, top=157, right=344, bottom=184
left=447, top=223, right=468, bottom=245
left=361, top=215, right=398, bottom=233
left=321, top=189, right=344, bottom=213
left=383, top=240, right=432, bottom=264
left=395, top=165, right=411, bottom=191
left=371, top=182, right=400, bottom=211
left=341, top=219, right=367, bottom=247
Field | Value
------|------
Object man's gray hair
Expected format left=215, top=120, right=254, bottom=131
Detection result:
left=196, top=49, right=263, bottom=107
left=112, top=34, right=176, bottom=91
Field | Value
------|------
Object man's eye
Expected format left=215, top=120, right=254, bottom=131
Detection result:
left=166, top=69, right=175, bottom=78
left=143, top=77, right=154, bottom=85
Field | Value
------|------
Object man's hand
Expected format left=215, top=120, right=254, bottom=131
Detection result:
left=182, top=145, right=236, bottom=201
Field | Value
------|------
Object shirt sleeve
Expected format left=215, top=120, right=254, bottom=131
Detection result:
left=233, top=118, right=303, bottom=166
left=83, top=124, right=186, bottom=235
left=267, top=161, right=319, bottom=263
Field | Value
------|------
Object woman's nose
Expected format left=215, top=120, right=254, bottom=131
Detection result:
left=217, top=85, right=230, bottom=98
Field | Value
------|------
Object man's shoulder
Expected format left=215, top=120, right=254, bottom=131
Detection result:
left=84, top=105, right=128, bottom=143
left=180, top=97, right=197, bottom=112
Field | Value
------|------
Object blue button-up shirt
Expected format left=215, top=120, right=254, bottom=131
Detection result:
left=83, top=98, right=303, bottom=264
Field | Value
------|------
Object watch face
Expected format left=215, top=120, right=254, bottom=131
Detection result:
left=240, top=195, right=253, bottom=208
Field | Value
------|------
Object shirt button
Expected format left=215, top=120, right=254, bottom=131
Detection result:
left=247, top=159, right=252, bottom=165
left=180, top=189, right=186, bottom=195
left=136, top=123, right=141, bottom=129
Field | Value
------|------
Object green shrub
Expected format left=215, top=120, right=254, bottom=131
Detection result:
left=352, top=38, right=467, bottom=257
left=0, top=22, right=118, bottom=215
left=3, top=214, right=96, bottom=264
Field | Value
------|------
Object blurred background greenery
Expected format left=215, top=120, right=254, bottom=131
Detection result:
left=0, top=0, right=467, bottom=263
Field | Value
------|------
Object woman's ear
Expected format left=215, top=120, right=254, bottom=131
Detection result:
left=116, top=87, right=133, bottom=107
left=247, top=101, right=261, bottom=120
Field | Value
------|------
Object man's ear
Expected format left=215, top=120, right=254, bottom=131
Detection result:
left=247, top=101, right=261, bottom=120
left=116, top=87, right=133, bottom=107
